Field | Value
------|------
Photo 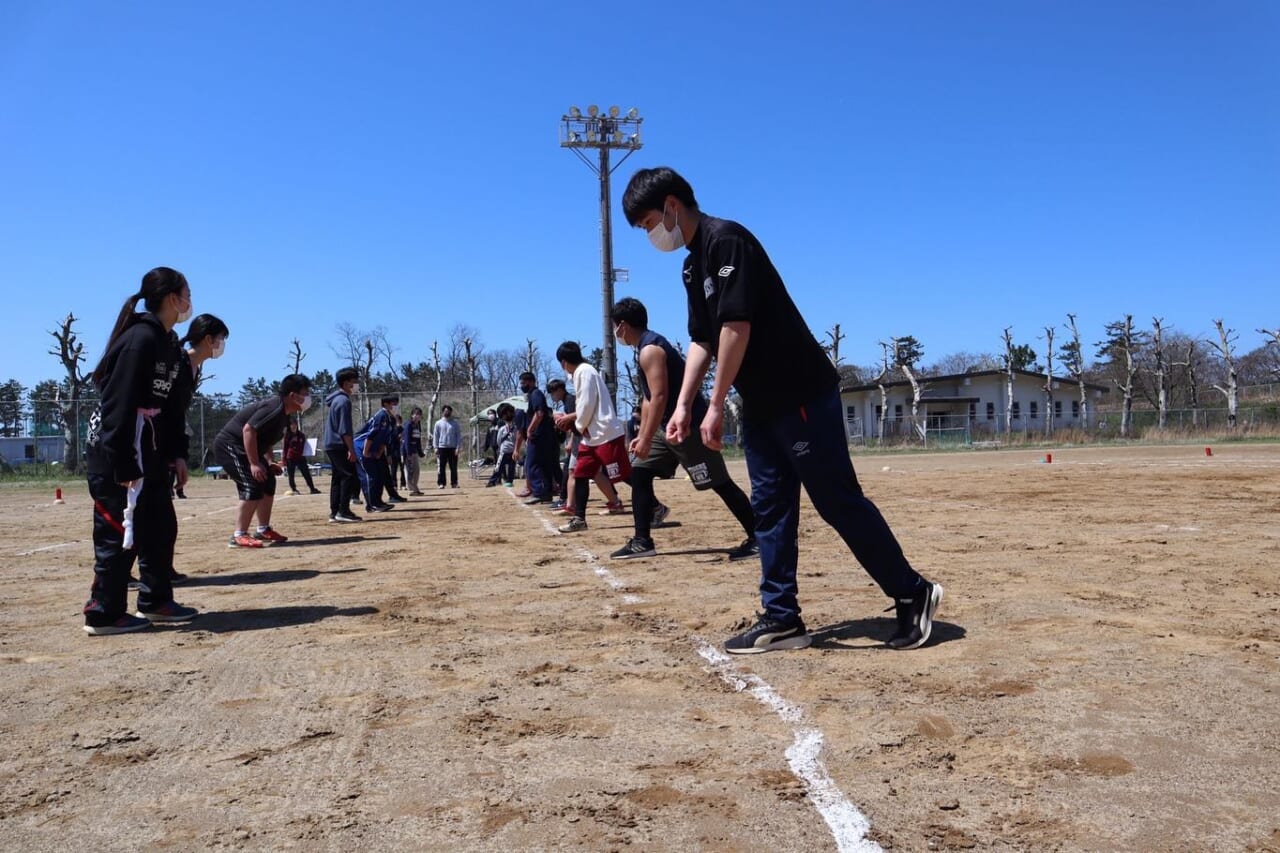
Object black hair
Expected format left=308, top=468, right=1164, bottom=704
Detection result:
left=621, top=167, right=698, bottom=227
left=279, top=373, right=312, bottom=396
left=556, top=341, right=585, bottom=367
left=336, top=367, right=359, bottom=386
left=93, top=266, right=188, bottom=384
left=519, top=371, right=535, bottom=382
left=610, top=297, right=648, bottom=330
left=546, top=378, right=566, bottom=394
left=179, top=313, right=230, bottom=348
left=382, top=394, right=400, bottom=405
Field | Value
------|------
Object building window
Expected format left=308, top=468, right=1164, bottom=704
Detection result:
left=1054, top=400, right=1062, bottom=418
left=986, top=402, right=995, bottom=421
left=1011, top=401, right=1021, bottom=419
left=1072, top=400, right=1080, bottom=418
left=1030, top=401, right=1039, bottom=420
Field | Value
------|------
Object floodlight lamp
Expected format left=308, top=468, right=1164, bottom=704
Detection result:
left=627, top=107, right=638, bottom=119
left=587, top=104, right=599, bottom=117
left=569, top=106, right=581, bottom=118
left=609, top=105, right=620, bottom=118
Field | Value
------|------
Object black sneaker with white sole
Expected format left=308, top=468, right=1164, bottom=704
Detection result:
left=726, top=537, right=759, bottom=562
left=723, top=614, right=811, bottom=654
left=886, top=581, right=944, bottom=650
left=610, top=537, right=656, bottom=560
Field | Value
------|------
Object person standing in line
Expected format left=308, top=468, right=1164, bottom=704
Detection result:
left=518, top=372, right=558, bottom=503
left=622, top=166, right=943, bottom=653
left=402, top=406, right=426, bottom=495
left=323, top=368, right=363, bottom=523
left=162, top=313, right=231, bottom=584
left=551, top=341, right=631, bottom=533
left=82, top=266, right=200, bottom=634
left=354, top=394, right=400, bottom=512
left=282, top=419, right=321, bottom=495
left=433, top=405, right=461, bottom=489
left=215, top=374, right=313, bottom=548
left=609, top=297, right=757, bottom=561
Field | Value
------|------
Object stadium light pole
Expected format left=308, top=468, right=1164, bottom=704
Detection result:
left=560, top=105, right=643, bottom=400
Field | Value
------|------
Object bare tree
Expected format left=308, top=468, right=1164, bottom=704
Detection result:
left=1208, top=319, right=1239, bottom=428
left=1001, top=327, right=1017, bottom=436
left=1041, top=326, right=1055, bottom=437
left=1148, top=318, right=1169, bottom=429
left=1260, top=328, right=1280, bottom=378
left=1062, top=314, right=1088, bottom=429
left=287, top=338, right=305, bottom=374
left=1096, top=315, right=1146, bottom=438
left=48, top=313, right=90, bottom=473
left=823, top=323, right=846, bottom=366
left=891, top=336, right=925, bottom=441
left=875, top=342, right=893, bottom=442
left=463, top=337, right=479, bottom=457
left=428, top=340, right=443, bottom=433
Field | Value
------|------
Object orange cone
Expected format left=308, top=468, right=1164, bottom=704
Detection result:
left=53, top=488, right=65, bottom=504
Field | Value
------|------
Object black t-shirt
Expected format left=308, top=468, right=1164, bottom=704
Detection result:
left=683, top=215, right=838, bottom=419
left=636, top=329, right=708, bottom=427
left=216, top=396, right=289, bottom=456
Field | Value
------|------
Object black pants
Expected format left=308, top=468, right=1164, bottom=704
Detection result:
left=286, top=459, right=317, bottom=492
left=326, top=449, right=360, bottom=517
left=437, top=448, right=458, bottom=486
left=85, top=474, right=176, bottom=621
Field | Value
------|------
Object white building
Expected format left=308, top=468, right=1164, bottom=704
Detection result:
left=840, top=369, right=1110, bottom=442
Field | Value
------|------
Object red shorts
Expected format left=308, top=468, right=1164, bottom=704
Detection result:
left=573, top=435, right=632, bottom=483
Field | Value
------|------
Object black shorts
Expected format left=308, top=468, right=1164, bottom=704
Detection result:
left=632, top=431, right=730, bottom=491
left=215, top=442, right=277, bottom=501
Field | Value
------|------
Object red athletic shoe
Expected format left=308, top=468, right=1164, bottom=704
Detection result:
left=252, top=527, right=289, bottom=545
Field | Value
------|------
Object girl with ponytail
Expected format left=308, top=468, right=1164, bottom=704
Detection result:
left=82, top=267, right=200, bottom=635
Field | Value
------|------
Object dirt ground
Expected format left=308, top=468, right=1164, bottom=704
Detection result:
left=1, top=443, right=1279, bottom=852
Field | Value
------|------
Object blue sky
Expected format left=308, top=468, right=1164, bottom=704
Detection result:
left=2, top=1, right=1277, bottom=397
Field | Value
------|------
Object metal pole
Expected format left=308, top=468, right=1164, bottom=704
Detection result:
left=599, top=144, right=617, bottom=400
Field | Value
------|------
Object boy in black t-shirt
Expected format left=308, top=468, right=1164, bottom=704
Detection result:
left=622, top=167, right=944, bottom=654
left=215, top=374, right=313, bottom=548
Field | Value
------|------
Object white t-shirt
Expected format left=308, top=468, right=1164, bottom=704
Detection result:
left=571, top=362, right=624, bottom=447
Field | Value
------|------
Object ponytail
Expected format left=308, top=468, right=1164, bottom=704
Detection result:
left=91, top=267, right=189, bottom=385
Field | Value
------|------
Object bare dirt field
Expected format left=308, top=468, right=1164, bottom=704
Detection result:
left=2, top=443, right=1279, bottom=852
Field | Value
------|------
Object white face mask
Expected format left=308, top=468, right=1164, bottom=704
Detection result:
left=210, top=338, right=226, bottom=359
left=647, top=206, right=685, bottom=252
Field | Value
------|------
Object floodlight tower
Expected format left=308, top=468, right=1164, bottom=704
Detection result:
left=560, top=105, right=643, bottom=399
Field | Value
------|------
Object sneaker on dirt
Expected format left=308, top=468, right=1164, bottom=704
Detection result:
left=886, top=581, right=944, bottom=650
left=724, top=614, right=811, bottom=654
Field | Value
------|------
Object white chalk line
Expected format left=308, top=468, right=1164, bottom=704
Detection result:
left=514, top=489, right=878, bottom=852
left=695, top=642, right=880, bottom=853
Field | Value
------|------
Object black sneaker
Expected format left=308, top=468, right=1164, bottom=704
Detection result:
left=330, top=512, right=363, bottom=523
left=136, top=601, right=199, bottom=623
left=726, top=537, right=759, bottom=562
left=84, top=613, right=151, bottom=636
left=724, top=614, right=811, bottom=654
left=886, top=582, right=944, bottom=650
left=610, top=537, right=656, bottom=560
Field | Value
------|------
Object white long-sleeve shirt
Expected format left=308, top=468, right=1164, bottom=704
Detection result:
left=432, top=417, right=461, bottom=450
left=571, top=362, right=624, bottom=447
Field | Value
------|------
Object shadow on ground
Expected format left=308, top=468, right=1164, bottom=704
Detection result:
left=810, top=617, right=966, bottom=650
left=172, top=605, right=379, bottom=633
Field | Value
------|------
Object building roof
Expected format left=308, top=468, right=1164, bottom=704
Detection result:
left=840, top=368, right=1110, bottom=394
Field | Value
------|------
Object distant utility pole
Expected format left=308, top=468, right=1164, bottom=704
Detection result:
left=560, top=104, right=643, bottom=400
